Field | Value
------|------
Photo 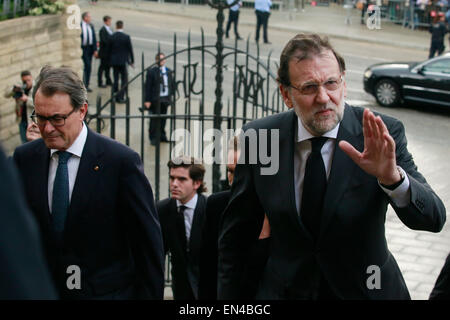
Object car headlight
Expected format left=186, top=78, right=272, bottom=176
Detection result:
left=364, top=70, right=372, bottom=78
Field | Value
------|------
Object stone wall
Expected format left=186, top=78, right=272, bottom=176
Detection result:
left=0, top=3, right=82, bottom=154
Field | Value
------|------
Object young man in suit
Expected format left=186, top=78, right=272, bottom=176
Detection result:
left=97, top=15, right=113, bottom=88
left=218, top=33, right=446, bottom=300
left=80, top=12, right=97, bottom=92
left=198, top=137, right=270, bottom=300
left=13, top=66, right=164, bottom=300
left=110, top=20, right=134, bottom=103
left=225, top=0, right=243, bottom=40
left=157, top=156, right=207, bottom=300
left=144, top=52, right=175, bottom=145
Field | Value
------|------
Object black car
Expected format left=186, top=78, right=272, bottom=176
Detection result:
left=363, top=52, right=450, bottom=108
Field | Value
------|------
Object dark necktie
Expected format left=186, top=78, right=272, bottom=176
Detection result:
left=52, top=151, right=72, bottom=234
left=300, top=137, right=328, bottom=241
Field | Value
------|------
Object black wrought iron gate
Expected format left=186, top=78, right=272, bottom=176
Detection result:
left=85, top=0, right=287, bottom=290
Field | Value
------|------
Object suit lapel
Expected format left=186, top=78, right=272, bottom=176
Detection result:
left=318, top=105, right=364, bottom=241
left=65, top=129, right=104, bottom=231
left=281, top=111, right=312, bottom=235
left=188, top=194, right=206, bottom=254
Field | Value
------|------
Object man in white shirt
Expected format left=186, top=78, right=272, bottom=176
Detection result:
left=80, top=12, right=97, bottom=92
left=225, top=0, right=243, bottom=40
left=218, top=33, right=446, bottom=300
left=254, top=0, right=272, bottom=44
left=13, top=66, right=164, bottom=299
left=157, top=156, right=207, bottom=300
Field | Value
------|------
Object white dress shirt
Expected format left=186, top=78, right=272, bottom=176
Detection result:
left=160, top=66, right=169, bottom=97
left=255, top=0, right=272, bottom=12
left=176, top=193, right=198, bottom=243
left=293, top=115, right=410, bottom=216
left=48, top=123, right=88, bottom=213
left=81, top=21, right=93, bottom=46
left=104, top=24, right=113, bottom=35
left=227, top=0, right=242, bottom=11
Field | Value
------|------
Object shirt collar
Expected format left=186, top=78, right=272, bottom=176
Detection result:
left=176, top=193, right=198, bottom=211
left=50, top=122, right=88, bottom=158
left=296, top=114, right=340, bottom=143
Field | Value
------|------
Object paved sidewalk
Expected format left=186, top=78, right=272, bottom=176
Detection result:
left=101, top=0, right=431, bottom=50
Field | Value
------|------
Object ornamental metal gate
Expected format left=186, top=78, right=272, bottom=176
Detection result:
left=85, top=0, right=287, bottom=290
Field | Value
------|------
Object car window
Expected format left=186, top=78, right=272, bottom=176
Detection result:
left=423, top=59, right=450, bottom=74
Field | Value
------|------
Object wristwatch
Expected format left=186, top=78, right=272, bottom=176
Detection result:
left=380, top=166, right=405, bottom=190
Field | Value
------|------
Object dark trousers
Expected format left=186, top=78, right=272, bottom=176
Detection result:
left=226, top=10, right=240, bottom=37
left=113, top=65, right=128, bottom=101
left=149, top=100, right=170, bottom=141
left=255, top=10, right=270, bottom=43
left=98, top=58, right=112, bottom=86
left=429, top=41, right=445, bottom=59
left=82, top=46, right=95, bottom=88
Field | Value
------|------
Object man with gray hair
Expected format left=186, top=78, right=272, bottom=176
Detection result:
left=218, top=33, right=446, bottom=300
left=13, top=66, right=164, bottom=299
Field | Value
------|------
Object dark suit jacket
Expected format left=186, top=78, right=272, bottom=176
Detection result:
left=98, top=26, right=112, bottom=59
left=429, top=253, right=450, bottom=300
left=80, top=22, right=97, bottom=52
left=110, top=31, right=134, bottom=66
left=198, top=190, right=269, bottom=300
left=158, top=194, right=207, bottom=300
left=218, top=105, right=446, bottom=300
left=13, top=128, right=165, bottom=300
left=144, top=65, right=175, bottom=105
left=0, top=148, right=57, bottom=299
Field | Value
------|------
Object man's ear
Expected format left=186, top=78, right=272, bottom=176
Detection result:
left=79, top=103, right=88, bottom=121
left=342, top=71, right=347, bottom=98
left=279, top=84, right=293, bottom=109
left=193, top=180, right=202, bottom=192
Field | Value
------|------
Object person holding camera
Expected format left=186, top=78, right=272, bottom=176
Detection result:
left=3, top=70, right=34, bottom=144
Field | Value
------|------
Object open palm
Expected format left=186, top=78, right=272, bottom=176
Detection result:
left=339, top=108, right=400, bottom=186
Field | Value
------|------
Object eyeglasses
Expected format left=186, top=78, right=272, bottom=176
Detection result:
left=30, top=109, right=76, bottom=127
left=289, top=75, right=344, bottom=95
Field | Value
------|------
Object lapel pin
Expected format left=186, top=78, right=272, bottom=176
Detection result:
left=94, top=165, right=100, bottom=171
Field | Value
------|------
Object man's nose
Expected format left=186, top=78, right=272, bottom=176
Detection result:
left=315, top=85, right=330, bottom=104
left=42, top=121, right=56, bottom=134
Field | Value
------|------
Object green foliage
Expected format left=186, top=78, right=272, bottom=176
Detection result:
left=29, top=0, right=65, bottom=16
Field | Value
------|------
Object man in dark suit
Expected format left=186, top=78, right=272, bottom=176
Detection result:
left=13, top=66, right=164, bottom=300
left=110, top=20, right=134, bottom=103
left=157, top=156, right=207, bottom=300
left=0, top=147, right=57, bottom=299
left=429, top=253, right=450, bottom=300
left=198, top=137, right=270, bottom=300
left=144, top=52, right=175, bottom=145
left=80, top=12, right=97, bottom=92
left=218, top=33, right=446, bottom=300
left=97, top=15, right=113, bottom=88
